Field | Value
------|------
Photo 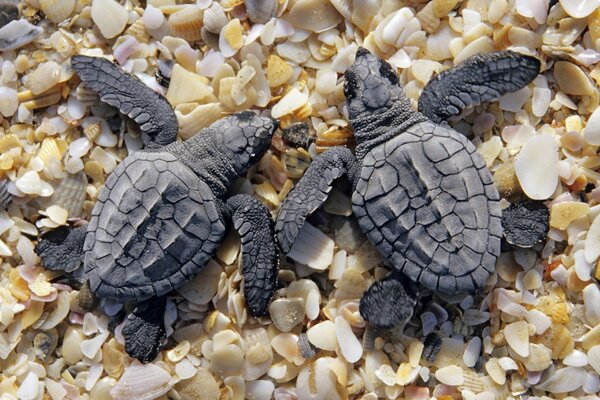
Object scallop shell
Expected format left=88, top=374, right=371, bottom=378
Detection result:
left=39, top=0, right=75, bottom=23
left=245, top=0, right=278, bottom=24
left=168, top=6, right=204, bottom=42
left=110, top=360, right=174, bottom=400
left=203, top=2, right=228, bottom=34
left=0, top=179, right=11, bottom=209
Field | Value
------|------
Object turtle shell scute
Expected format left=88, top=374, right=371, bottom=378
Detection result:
left=84, top=151, right=226, bottom=301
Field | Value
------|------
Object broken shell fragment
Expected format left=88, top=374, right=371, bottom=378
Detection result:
left=91, top=0, right=129, bottom=39
left=0, top=19, right=43, bottom=51
left=110, top=361, right=173, bottom=400
left=168, top=6, right=203, bottom=42
left=39, top=0, right=76, bottom=24
left=514, top=135, right=559, bottom=200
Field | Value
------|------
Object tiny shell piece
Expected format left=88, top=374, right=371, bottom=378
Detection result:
left=0, top=19, right=43, bottom=51
left=286, top=222, right=334, bottom=270
left=335, top=316, right=362, bottom=363
left=91, top=0, right=129, bottom=39
left=296, top=357, right=345, bottom=400
left=435, top=365, right=464, bottom=386
left=504, top=321, right=530, bottom=357
left=585, top=106, right=600, bottom=145
left=269, top=297, right=305, bottom=332
left=39, top=0, right=76, bottom=24
left=589, top=345, right=600, bottom=374
left=514, top=135, right=559, bottom=200
left=307, top=320, right=338, bottom=351
left=110, top=361, right=173, bottom=400
left=245, top=0, right=278, bottom=24
left=585, top=214, right=600, bottom=263
left=554, top=61, right=596, bottom=96
left=559, top=0, right=600, bottom=18
left=550, top=201, right=589, bottom=230
left=288, top=0, right=342, bottom=32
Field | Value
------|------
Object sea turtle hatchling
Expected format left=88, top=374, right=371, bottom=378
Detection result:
left=35, top=56, right=279, bottom=362
left=276, top=48, right=540, bottom=329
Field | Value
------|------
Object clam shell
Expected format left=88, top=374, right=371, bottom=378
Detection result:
left=39, top=172, right=87, bottom=218
left=245, top=0, right=278, bottom=24
left=110, top=361, right=174, bottom=400
left=91, top=0, right=129, bottom=39
left=39, top=0, right=75, bottom=23
left=169, top=6, right=203, bottom=42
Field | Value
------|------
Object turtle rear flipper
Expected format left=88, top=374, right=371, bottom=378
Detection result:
left=227, top=194, right=278, bottom=317
left=35, top=225, right=87, bottom=273
left=359, top=274, right=418, bottom=330
left=123, top=296, right=167, bottom=363
left=418, top=51, right=541, bottom=124
left=71, top=55, right=178, bottom=146
left=275, top=146, right=359, bottom=254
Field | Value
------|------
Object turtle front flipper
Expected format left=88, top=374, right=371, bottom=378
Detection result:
left=226, top=195, right=278, bottom=317
left=359, top=273, right=418, bottom=330
left=275, top=146, right=359, bottom=253
left=122, top=296, right=167, bottom=363
left=71, top=55, right=178, bottom=146
left=35, top=225, right=87, bottom=273
left=418, top=51, right=541, bottom=124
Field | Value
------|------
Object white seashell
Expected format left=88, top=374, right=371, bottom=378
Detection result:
left=197, top=50, right=225, bottom=78
left=559, top=0, right=600, bottom=18
left=246, top=380, right=275, bottom=400
left=269, top=298, right=304, bottom=332
left=499, top=86, right=531, bottom=113
left=307, top=320, right=338, bottom=351
left=40, top=0, right=76, bottom=23
left=532, top=87, right=551, bottom=117
left=408, top=341, right=424, bottom=367
left=537, top=366, right=587, bottom=393
left=498, top=357, right=518, bottom=371
left=504, top=320, right=530, bottom=357
left=564, top=349, right=589, bottom=367
left=143, top=5, right=164, bottom=30
left=514, top=135, right=558, bottom=200
left=463, top=337, right=481, bottom=368
left=166, top=64, right=213, bottom=106
left=286, top=221, right=334, bottom=270
left=485, top=358, right=506, bottom=385
left=45, top=379, right=68, bottom=400
left=589, top=345, right=600, bottom=374
left=81, top=331, right=109, bottom=359
left=335, top=316, right=362, bottom=363
left=245, top=0, right=278, bottom=24
left=176, top=103, right=222, bottom=140
left=203, top=2, right=227, bottom=34
left=271, top=333, right=304, bottom=365
left=331, top=43, right=358, bottom=73
left=525, top=309, right=551, bottom=334
left=91, top=0, right=129, bottom=39
left=305, top=289, right=320, bottom=320
left=584, top=370, right=600, bottom=394
left=517, top=343, right=552, bottom=372
left=175, top=359, right=197, bottom=380
left=168, top=6, right=203, bottom=42
left=110, top=360, right=174, bottom=400
left=296, top=357, right=344, bottom=400
left=435, top=365, right=464, bottom=386
left=287, top=0, right=342, bottom=32
left=0, top=87, right=18, bottom=117
left=585, top=215, right=600, bottom=263
left=584, top=106, right=600, bottom=145
left=26, top=61, right=61, bottom=95
left=17, top=372, right=39, bottom=400
left=243, top=328, right=273, bottom=380
left=0, top=18, right=41, bottom=52
left=61, top=326, right=85, bottom=365
left=584, top=284, right=600, bottom=325
left=515, top=0, right=548, bottom=24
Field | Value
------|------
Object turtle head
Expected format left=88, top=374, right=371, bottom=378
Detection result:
left=344, top=48, right=411, bottom=131
left=213, top=111, right=278, bottom=175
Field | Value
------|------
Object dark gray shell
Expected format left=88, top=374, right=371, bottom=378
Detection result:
left=352, top=121, right=502, bottom=294
left=84, top=151, right=226, bottom=301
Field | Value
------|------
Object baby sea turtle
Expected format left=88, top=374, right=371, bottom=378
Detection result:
left=35, top=56, right=279, bottom=362
left=276, top=48, right=540, bottom=329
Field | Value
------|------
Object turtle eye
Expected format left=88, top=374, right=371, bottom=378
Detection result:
left=378, top=60, right=399, bottom=85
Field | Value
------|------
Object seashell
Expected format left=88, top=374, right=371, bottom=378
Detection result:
left=37, top=290, right=70, bottom=330
left=298, top=333, right=316, bottom=359
left=0, top=86, right=18, bottom=117
left=585, top=215, right=600, bottom=263
left=282, top=148, right=311, bottom=179
left=169, top=6, right=203, bottom=42
left=91, top=0, right=129, bottom=39
left=245, top=0, right=277, bottom=24
left=559, top=0, right=600, bottom=18
left=255, top=181, right=279, bottom=207
left=584, top=284, right=600, bottom=325
left=335, top=316, right=362, bottom=363
left=516, top=0, right=548, bottom=24
left=550, top=201, right=589, bottom=230
left=435, top=365, right=464, bottom=386
left=485, top=358, right=506, bottom=385
left=271, top=333, right=304, bottom=365
left=110, top=360, right=174, bottom=400
left=243, top=328, right=273, bottom=380
left=315, top=127, right=355, bottom=153
left=525, top=309, right=552, bottom=334
left=582, top=324, right=600, bottom=349
left=203, top=3, right=227, bottom=34
left=166, top=64, right=213, bottom=106
left=33, top=330, right=58, bottom=360
left=432, top=0, right=460, bottom=17
left=267, top=55, right=293, bottom=88
left=269, top=297, right=305, bottom=332
left=395, top=362, right=420, bottom=386
left=0, top=19, right=43, bottom=51
left=554, top=61, right=596, bottom=96
left=463, top=337, right=481, bottom=368
left=177, top=259, right=222, bottom=305
left=102, top=338, right=124, bottom=379
left=0, top=179, right=11, bottom=209
left=288, top=0, right=342, bottom=33
left=39, top=0, right=75, bottom=24
left=584, top=105, right=600, bottom=145
left=563, top=349, right=589, bottom=367
left=26, top=61, right=61, bottom=95
left=539, top=322, right=574, bottom=358
left=589, top=345, right=600, bottom=375
left=246, top=381, right=275, bottom=400
left=143, top=5, right=164, bottom=30
left=537, top=366, right=587, bottom=393
left=296, top=357, right=345, bottom=400
left=61, top=326, right=85, bottom=365
left=17, top=372, right=39, bottom=400
left=219, top=18, right=243, bottom=57
left=176, top=103, right=222, bottom=140
left=41, top=172, right=87, bottom=218
left=514, top=135, right=559, bottom=200
left=124, top=19, right=149, bottom=43
left=19, top=84, right=64, bottom=110
left=287, top=222, right=334, bottom=270
left=175, top=367, right=220, bottom=400
left=307, top=320, right=337, bottom=351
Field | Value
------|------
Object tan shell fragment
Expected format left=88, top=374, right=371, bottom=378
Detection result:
left=40, top=0, right=76, bottom=24
left=168, top=6, right=203, bottom=42
left=267, top=55, right=294, bottom=88
left=166, top=64, right=213, bottom=106
left=91, top=0, right=129, bottom=39
left=288, top=0, right=342, bottom=32
left=554, top=61, right=596, bottom=96
left=26, top=61, right=62, bottom=95
left=432, top=0, right=460, bottom=17
left=538, top=323, right=574, bottom=358
left=110, top=361, right=173, bottom=400
left=175, top=367, right=220, bottom=400
left=550, top=201, right=590, bottom=230
left=296, top=357, right=345, bottom=400
left=515, top=343, right=552, bottom=372
left=175, top=103, right=222, bottom=140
